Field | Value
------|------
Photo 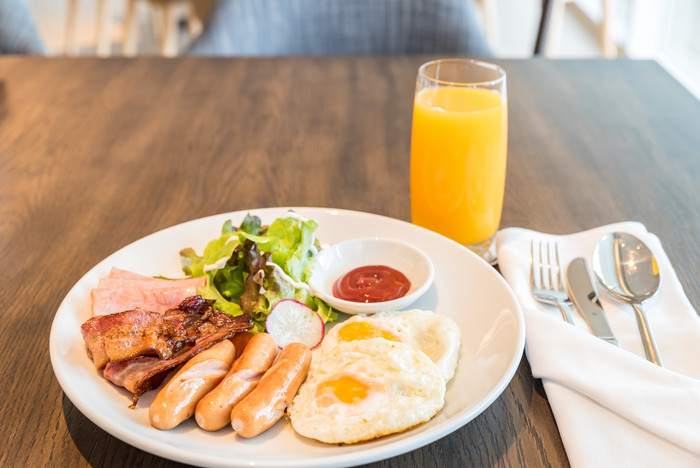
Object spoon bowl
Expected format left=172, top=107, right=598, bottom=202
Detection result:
left=592, top=232, right=663, bottom=366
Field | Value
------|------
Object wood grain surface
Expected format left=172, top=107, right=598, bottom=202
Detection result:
left=1, top=56, right=698, bottom=468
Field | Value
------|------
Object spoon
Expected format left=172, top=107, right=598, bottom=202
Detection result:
left=592, top=232, right=663, bottom=366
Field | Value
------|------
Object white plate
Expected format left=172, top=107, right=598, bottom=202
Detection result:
left=308, top=237, right=435, bottom=314
left=50, top=207, right=524, bottom=468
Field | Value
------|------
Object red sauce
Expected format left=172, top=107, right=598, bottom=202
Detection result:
left=332, top=265, right=411, bottom=303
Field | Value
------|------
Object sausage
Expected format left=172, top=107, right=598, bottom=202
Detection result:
left=194, top=333, right=278, bottom=431
left=149, top=339, right=234, bottom=430
left=230, top=342, right=311, bottom=438
left=230, top=331, right=254, bottom=359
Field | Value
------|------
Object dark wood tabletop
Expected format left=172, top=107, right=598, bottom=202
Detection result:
left=2, top=56, right=699, bottom=468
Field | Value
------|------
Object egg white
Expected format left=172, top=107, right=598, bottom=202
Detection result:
left=289, top=338, right=445, bottom=444
left=321, top=309, right=461, bottom=382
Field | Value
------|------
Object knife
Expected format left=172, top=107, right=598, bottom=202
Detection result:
left=566, top=257, right=619, bottom=346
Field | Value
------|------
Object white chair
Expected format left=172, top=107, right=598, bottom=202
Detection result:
left=64, top=0, right=111, bottom=55
left=64, top=0, right=206, bottom=56
left=475, top=0, right=499, bottom=49
left=535, top=0, right=616, bottom=58
left=122, top=0, right=205, bottom=57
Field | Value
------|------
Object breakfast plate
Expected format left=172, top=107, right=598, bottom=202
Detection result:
left=50, top=207, right=525, bottom=468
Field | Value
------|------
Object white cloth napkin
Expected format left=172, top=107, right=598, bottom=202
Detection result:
left=496, top=222, right=700, bottom=468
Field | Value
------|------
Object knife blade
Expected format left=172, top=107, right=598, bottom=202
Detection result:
left=566, top=257, right=619, bottom=346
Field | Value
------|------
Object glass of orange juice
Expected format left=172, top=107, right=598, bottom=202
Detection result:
left=410, top=59, right=507, bottom=263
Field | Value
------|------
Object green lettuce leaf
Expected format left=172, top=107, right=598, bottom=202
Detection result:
left=180, top=220, right=240, bottom=278
left=180, top=212, right=336, bottom=331
left=258, top=215, right=319, bottom=282
left=197, top=271, right=244, bottom=316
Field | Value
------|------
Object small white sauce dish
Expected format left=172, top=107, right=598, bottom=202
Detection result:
left=308, top=237, right=435, bottom=315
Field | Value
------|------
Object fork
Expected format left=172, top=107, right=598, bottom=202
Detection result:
left=530, top=240, right=575, bottom=324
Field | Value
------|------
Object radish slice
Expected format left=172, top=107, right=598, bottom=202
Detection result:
left=265, top=299, right=324, bottom=349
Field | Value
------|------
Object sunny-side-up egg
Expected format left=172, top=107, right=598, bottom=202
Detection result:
left=289, top=338, right=445, bottom=444
left=320, top=309, right=461, bottom=382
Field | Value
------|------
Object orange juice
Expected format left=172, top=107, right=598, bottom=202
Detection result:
left=410, top=86, right=507, bottom=245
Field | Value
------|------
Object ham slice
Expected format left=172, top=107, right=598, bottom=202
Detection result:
left=91, top=269, right=206, bottom=316
left=98, top=276, right=204, bottom=290
left=108, top=267, right=156, bottom=280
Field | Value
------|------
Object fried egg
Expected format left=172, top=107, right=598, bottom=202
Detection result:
left=321, top=309, right=461, bottom=382
left=289, top=338, right=445, bottom=444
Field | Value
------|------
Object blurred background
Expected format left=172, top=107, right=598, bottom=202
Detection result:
left=24, top=0, right=700, bottom=98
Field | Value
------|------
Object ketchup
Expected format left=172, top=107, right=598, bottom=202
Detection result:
left=332, top=265, right=411, bottom=303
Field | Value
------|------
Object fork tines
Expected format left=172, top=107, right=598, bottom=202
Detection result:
left=530, top=239, right=563, bottom=292
left=530, top=239, right=575, bottom=324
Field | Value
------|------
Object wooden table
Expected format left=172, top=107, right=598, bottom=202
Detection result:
left=2, top=56, right=699, bottom=467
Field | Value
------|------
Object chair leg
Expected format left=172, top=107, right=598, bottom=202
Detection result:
left=186, top=2, right=203, bottom=38
left=475, top=0, right=500, bottom=49
left=600, top=0, right=617, bottom=57
left=95, top=0, right=112, bottom=56
left=122, top=0, right=139, bottom=56
left=544, top=0, right=567, bottom=57
left=64, top=0, right=79, bottom=55
left=159, top=2, right=180, bottom=57
left=534, top=0, right=554, bottom=55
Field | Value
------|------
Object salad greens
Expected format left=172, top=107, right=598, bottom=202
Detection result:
left=180, top=213, right=337, bottom=332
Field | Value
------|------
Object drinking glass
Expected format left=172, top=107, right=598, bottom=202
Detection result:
left=410, top=59, right=507, bottom=263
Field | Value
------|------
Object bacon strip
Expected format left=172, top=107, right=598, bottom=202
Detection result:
left=81, top=295, right=252, bottom=406
left=81, top=296, right=250, bottom=369
left=104, top=330, right=242, bottom=407
left=81, top=309, right=163, bottom=369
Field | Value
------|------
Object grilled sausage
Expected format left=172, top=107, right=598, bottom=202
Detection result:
left=149, top=340, right=234, bottom=430
left=194, top=333, right=278, bottom=431
left=230, top=331, right=254, bottom=358
left=230, top=342, right=311, bottom=438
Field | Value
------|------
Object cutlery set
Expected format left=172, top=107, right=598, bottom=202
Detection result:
left=531, top=232, right=663, bottom=366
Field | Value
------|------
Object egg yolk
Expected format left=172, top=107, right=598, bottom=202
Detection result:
left=337, top=321, right=400, bottom=343
left=317, top=375, right=369, bottom=405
